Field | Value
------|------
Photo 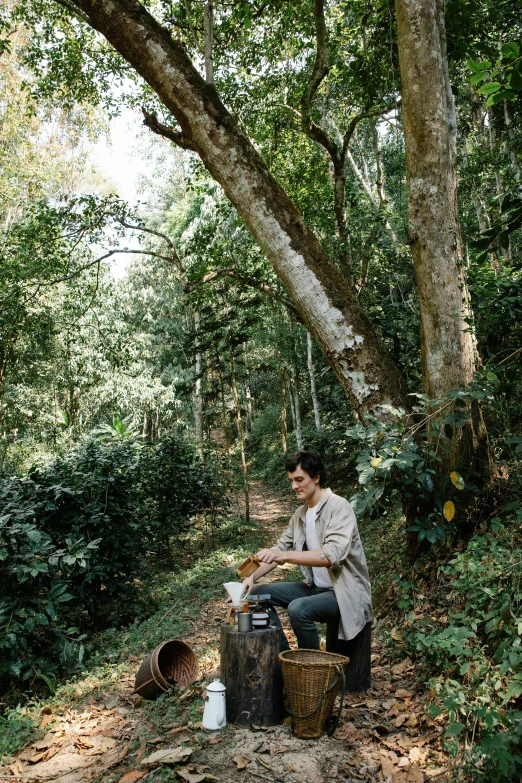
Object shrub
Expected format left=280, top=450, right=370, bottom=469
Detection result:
left=392, top=516, right=522, bottom=781
left=0, top=433, right=225, bottom=690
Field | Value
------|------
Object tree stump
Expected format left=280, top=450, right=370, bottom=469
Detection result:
left=325, top=621, right=372, bottom=692
left=220, top=624, right=285, bottom=726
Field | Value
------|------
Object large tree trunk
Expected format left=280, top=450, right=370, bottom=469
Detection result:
left=395, top=0, right=490, bottom=476
left=66, top=0, right=408, bottom=418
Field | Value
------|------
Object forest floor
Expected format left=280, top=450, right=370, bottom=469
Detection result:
left=1, top=484, right=453, bottom=783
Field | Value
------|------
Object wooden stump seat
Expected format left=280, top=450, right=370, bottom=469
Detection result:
left=325, top=620, right=372, bottom=692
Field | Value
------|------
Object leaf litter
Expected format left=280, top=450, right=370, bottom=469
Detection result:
left=0, top=485, right=453, bottom=783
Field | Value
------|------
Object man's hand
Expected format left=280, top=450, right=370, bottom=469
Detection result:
left=256, top=548, right=287, bottom=564
left=242, top=573, right=255, bottom=595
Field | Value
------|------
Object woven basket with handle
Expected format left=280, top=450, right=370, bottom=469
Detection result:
left=133, top=639, right=197, bottom=700
left=279, top=649, right=350, bottom=738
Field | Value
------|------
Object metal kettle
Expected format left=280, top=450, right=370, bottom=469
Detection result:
left=202, top=679, right=227, bottom=730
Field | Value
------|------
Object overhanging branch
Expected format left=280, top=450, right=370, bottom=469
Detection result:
left=116, top=219, right=187, bottom=280
left=185, top=268, right=302, bottom=320
left=142, top=108, right=198, bottom=152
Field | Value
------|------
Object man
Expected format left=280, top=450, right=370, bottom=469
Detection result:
left=245, top=450, right=372, bottom=650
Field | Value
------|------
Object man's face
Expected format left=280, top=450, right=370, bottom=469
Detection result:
left=288, top=465, right=320, bottom=503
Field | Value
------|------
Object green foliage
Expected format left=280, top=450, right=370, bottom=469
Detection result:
left=0, top=434, right=225, bottom=689
left=471, top=188, right=522, bottom=261
left=467, top=40, right=522, bottom=106
left=392, top=514, right=522, bottom=781
left=0, top=707, right=34, bottom=758
left=346, top=376, right=503, bottom=542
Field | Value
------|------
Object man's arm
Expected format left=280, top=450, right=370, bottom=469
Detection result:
left=257, top=548, right=331, bottom=568
left=242, top=513, right=298, bottom=593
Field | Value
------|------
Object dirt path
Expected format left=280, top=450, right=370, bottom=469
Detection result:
left=2, top=483, right=451, bottom=783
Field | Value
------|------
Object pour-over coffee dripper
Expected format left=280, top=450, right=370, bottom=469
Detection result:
left=223, top=581, right=248, bottom=607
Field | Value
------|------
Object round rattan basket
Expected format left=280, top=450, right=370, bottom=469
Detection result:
left=134, top=639, right=198, bottom=700
left=279, top=649, right=349, bottom=738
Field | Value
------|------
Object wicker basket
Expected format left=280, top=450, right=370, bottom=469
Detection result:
left=279, top=649, right=350, bottom=738
left=133, top=639, right=197, bottom=700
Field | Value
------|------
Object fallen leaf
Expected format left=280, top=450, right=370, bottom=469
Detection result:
left=168, top=725, right=190, bottom=735
left=391, top=628, right=404, bottom=644
left=366, top=699, right=380, bottom=710
left=250, top=723, right=268, bottom=732
left=271, top=745, right=289, bottom=754
left=119, top=771, right=149, bottom=783
left=381, top=758, right=396, bottom=779
left=45, top=747, right=60, bottom=761
left=387, top=706, right=400, bottom=718
left=233, top=755, right=250, bottom=769
left=396, top=735, right=414, bottom=750
left=75, top=738, right=95, bottom=749
left=394, top=689, right=413, bottom=699
left=409, top=747, right=428, bottom=764
left=41, top=713, right=54, bottom=728
left=333, top=721, right=362, bottom=741
left=425, top=767, right=448, bottom=778
left=19, top=750, right=36, bottom=761
left=404, top=764, right=424, bottom=783
left=148, top=736, right=166, bottom=744
left=142, top=747, right=193, bottom=766
left=10, top=760, right=24, bottom=776
left=176, top=768, right=206, bottom=783
left=395, top=715, right=407, bottom=728
left=32, top=740, right=51, bottom=751
left=27, top=753, right=46, bottom=764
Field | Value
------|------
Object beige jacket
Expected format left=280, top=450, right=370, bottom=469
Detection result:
left=271, top=488, right=372, bottom=641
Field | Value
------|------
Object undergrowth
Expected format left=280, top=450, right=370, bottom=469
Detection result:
left=386, top=512, right=522, bottom=782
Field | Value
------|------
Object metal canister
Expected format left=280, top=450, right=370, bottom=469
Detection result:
left=238, top=612, right=253, bottom=633
left=252, top=611, right=270, bottom=629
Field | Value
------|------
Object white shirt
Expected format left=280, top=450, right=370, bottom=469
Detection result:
left=305, top=503, right=333, bottom=589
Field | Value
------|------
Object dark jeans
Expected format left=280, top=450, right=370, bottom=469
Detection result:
left=250, top=582, right=340, bottom=650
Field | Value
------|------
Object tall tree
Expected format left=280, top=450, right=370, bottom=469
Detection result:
left=395, top=0, right=489, bottom=474
left=51, top=0, right=408, bottom=419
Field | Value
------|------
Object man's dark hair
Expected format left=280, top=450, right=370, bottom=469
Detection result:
left=285, top=450, right=326, bottom=487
